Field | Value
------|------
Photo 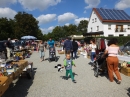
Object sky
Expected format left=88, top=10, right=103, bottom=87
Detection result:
left=0, top=0, right=130, bottom=34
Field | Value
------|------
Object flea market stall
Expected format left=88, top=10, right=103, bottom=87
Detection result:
left=117, top=51, right=130, bottom=76
left=0, top=50, right=33, bottom=96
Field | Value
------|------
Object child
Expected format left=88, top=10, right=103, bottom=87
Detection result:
left=62, top=54, right=76, bottom=83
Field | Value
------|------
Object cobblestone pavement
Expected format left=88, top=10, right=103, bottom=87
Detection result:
left=3, top=48, right=130, bottom=97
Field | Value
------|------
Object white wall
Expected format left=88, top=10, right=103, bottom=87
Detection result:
left=88, top=11, right=103, bottom=33
left=88, top=10, right=130, bottom=37
left=103, top=22, right=130, bottom=36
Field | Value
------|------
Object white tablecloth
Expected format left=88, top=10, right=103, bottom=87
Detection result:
left=117, top=55, right=130, bottom=62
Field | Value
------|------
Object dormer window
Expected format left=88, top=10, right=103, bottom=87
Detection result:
left=95, top=18, right=97, bottom=22
left=92, top=19, right=94, bottom=23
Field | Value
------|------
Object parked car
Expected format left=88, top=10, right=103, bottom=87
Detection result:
left=120, top=41, right=130, bottom=52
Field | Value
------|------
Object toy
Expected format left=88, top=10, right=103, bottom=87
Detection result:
left=54, top=64, right=63, bottom=72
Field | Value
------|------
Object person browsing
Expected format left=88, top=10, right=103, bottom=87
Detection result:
left=48, top=38, right=55, bottom=48
left=89, top=39, right=97, bottom=63
left=102, top=38, right=121, bottom=84
left=63, top=37, right=73, bottom=55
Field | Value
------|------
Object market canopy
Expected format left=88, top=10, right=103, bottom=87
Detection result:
left=21, top=35, right=37, bottom=40
left=83, top=31, right=104, bottom=37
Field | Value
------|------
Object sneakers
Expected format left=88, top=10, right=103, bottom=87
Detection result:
left=117, top=80, right=121, bottom=84
left=72, top=80, right=76, bottom=83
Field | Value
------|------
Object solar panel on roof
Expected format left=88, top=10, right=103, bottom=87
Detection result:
left=96, top=8, right=130, bottom=21
left=112, top=9, right=123, bottom=20
left=101, top=9, right=112, bottom=20
left=119, top=10, right=130, bottom=20
left=106, top=9, right=117, bottom=20
left=96, top=8, right=108, bottom=20
left=119, top=10, right=128, bottom=20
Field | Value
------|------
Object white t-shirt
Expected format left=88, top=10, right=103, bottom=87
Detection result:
left=89, top=44, right=97, bottom=52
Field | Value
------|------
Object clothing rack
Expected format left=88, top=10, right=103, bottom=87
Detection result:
left=95, top=38, right=108, bottom=54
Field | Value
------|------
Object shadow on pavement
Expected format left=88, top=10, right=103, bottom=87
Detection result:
left=2, top=68, right=37, bottom=97
left=127, top=88, right=130, bottom=97
left=60, top=72, right=78, bottom=80
left=45, top=56, right=60, bottom=62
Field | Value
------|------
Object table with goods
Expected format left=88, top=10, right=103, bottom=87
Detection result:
left=118, top=51, right=130, bottom=76
left=0, top=50, right=33, bottom=96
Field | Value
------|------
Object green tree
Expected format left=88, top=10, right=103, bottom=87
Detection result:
left=0, top=18, right=11, bottom=40
left=51, top=26, right=63, bottom=40
left=14, top=12, right=40, bottom=39
left=77, top=20, right=88, bottom=34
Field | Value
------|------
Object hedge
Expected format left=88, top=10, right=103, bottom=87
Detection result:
left=84, top=36, right=130, bottom=46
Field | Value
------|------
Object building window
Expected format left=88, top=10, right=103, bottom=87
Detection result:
left=108, top=34, right=113, bottom=37
left=92, top=19, right=94, bottom=23
left=119, top=34, right=124, bottom=36
left=116, top=25, right=123, bottom=32
left=91, top=27, right=92, bottom=32
left=97, top=26, right=99, bottom=31
left=95, top=18, right=97, bottom=22
left=108, top=25, right=111, bottom=30
left=128, top=34, right=130, bottom=36
left=128, top=25, right=130, bottom=29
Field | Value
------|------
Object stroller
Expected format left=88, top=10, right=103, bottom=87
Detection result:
left=48, top=47, right=57, bottom=62
left=92, top=52, right=108, bottom=77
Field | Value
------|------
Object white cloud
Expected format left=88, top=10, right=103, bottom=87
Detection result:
left=74, top=17, right=89, bottom=25
left=115, top=0, right=130, bottom=10
left=18, top=0, right=61, bottom=11
left=37, top=14, right=56, bottom=25
left=85, top=0, right=100, bottom=9
left=41, top=26, right=55, bottom=34
left=58, top=12, right=78, bottom=23
left=0, top=8, right=17, bottom=19
left=0, top=0, right=17, bottom=6
left=65, top=23, right=70, bottom=26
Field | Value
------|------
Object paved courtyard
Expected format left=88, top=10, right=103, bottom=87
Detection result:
left=3, top=48, right=130, bottom=97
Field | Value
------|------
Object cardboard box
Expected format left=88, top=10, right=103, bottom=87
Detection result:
left=7, top=73, right=13, bottom=85
left=78, top=50, right=81, bottom=55
left=120, top=67, right=130, bottom=76
left=19, top=60, right=28, bottom=67
left=12, top=60, right=28, bottom=69
left=0, top=76, right=9, bottom=97
left=87, top=55, right=90, bottom=59
left=13, top=67, right=23, bottom=79
left=58, top=50, right=65, bottom=54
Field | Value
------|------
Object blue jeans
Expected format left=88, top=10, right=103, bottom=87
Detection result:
left=71, top=50, right=77, bottom=59
left=91, top=52, right=96, bottom=62
left=39, top=51, right=45, bottom=58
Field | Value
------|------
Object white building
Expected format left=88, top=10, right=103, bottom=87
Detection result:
left=87, top=8, right=130, bottom=37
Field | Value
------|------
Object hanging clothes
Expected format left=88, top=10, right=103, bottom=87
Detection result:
left=96, top=38, right=101, bottom=50
left=100, top=39, right=106, bottom=50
